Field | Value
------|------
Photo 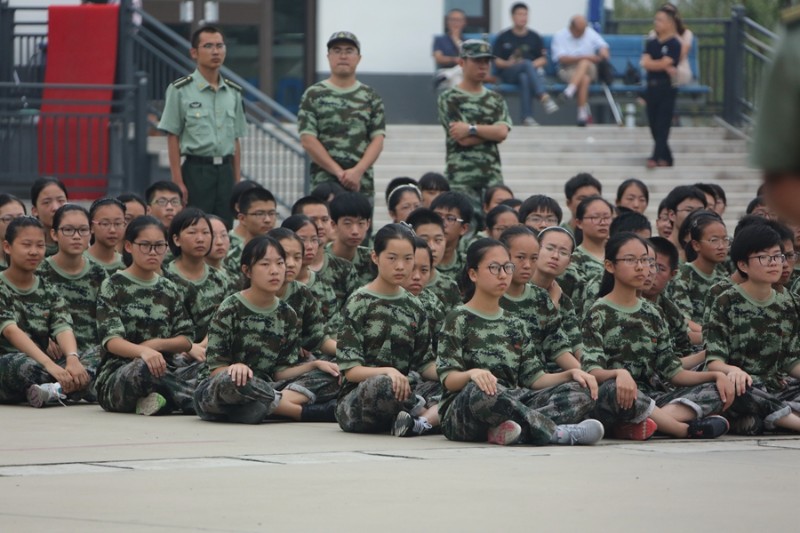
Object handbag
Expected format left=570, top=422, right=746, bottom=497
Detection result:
left=597, top=58, right=615, bottom=85
left=623, top=61, right=642, bottom=85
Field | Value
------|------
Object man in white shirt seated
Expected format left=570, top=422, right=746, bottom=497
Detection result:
left=551, top=15, right=610, bottom=126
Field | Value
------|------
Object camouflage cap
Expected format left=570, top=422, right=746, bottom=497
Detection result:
left=460, top=39, right=494, bottom=59
left=327, top=31, right=360, bottom=52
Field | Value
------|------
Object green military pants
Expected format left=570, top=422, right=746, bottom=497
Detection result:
left=182, top=159, right=235, bottom=228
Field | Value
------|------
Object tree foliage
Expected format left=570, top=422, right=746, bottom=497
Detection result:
left=612, top=0, right=783, bottom=30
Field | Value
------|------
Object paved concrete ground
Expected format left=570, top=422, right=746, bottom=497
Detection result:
left=2, top=404, right=798, bottom=532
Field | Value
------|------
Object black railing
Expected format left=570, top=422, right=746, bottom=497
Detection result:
left=123, top=4, right=309, bottom=208
left=0, top=77, right=150, bottom=198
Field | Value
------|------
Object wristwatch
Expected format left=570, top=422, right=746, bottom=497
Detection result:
left=468, top=124, right=478, bottom=136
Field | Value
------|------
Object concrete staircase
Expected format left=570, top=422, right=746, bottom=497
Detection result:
left=372, top=125, right=759, bottom=231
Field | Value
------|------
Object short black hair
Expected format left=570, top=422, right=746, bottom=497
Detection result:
left=610, top=211, right=651, bottom=236
left=406, top=208, right=445, bottom=231
left=485, top=204, right=519, bottom=231
left=238, top=187, right=276, bottom=217
left=616, top=178, right=649, bottom=204
left=500, top=198, right=522, bottom=209
left=518, top=194, right=563, bottom=224
left=145, top=181, right=183, bottom=204
left=229, top=180, right=263, bottom=216
left=511, top=2, right=528, bottom=14
left=291, top=195, right=328, bottom=216
left=663, top=185, right=707, bottom=212
left=746, top=196, right=766, bottom=214
left=430, top=191, right=474, bottom=225
left=483, top=185, right=514, bottom=209
left=329, top=192, right=372, bottom=222
left=694, top=183, right=719, bottom=203
left=564, top=173, right=602, bottom=201
left=310, top=181, right=346, bottom=202
left=418, top=172, right=450, bottom=192
left=117, top=192, right=146, bottom=213
left=648, top=236, right=679, bottom=271
left=730, top=224, right=782, bottom=279
left=191, top=25, right=223, bottom=49
left=709, top=183, right=727, bottom=205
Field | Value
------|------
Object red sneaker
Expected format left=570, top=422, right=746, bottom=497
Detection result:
left=487, top=420, right=523, bottom=446
left=612, top=418, right=657, bottom=440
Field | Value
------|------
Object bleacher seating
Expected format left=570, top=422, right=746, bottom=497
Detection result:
left=462, top=32, right=711, bottom=101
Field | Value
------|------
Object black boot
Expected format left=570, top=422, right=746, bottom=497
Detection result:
left=227, top=401, right=269, bottom=424
left=300, top=399, right=337, bottom=422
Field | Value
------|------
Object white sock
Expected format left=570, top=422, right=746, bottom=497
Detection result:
left=413, top=416, right=432, bottom=434
left=564, top=84, right=576, bottom=98
left=578, top=106, right=589, bottom=120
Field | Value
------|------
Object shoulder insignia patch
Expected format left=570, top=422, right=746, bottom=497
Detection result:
left=224, top=78, right=244, bottom=92
left=172, top=75, right=193, bottom=88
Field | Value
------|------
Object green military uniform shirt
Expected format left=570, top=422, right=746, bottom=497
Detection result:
left=297, top=80, right=386, bottom=197
left=437, top=86, right=512, bottom=195
left=158, top=68, right=247, bottom=157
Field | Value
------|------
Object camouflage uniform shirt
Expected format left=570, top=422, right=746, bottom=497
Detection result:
left=84, top=251, right=125, bottom=275
left=582, top=297, right=683, bottom=394
left=297, top=80, right=386, bottom=197
left=336, top=287, right=432, bottom=395
left=202, top=293, right=301, bottom=381
left=283, top=280, right=329, bottom=353
left=164, top=261, right=232, bottom=342
left=38, top=257, right=107, bottom=347
left=559, top=245, right=604, bottom=305
left=0, top=273, right=73, bottom=354
left=668, top=262, right=728, bottom=323
left=436, top=306, right=545, bottom=416
left=705, top=284, right=800, bottom=390
left=437, top=86, right=512, bottom=194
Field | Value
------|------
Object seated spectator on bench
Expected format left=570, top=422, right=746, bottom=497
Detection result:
left=492, top=2, right=559, bottom=126
left=433, top=8, right=467, bottom=90
left=551, top=15, right=610, bottom=126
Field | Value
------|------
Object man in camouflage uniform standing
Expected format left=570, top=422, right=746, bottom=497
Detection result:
left=298, top=32, right=386, bottom=203
left=437, top=40, right=512, bottom=203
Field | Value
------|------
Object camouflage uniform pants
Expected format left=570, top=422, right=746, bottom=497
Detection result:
left=651, top=383, right=725, bottom=419
left=336, top=375, right=442, bottom=433
left=96, top=358, right=202, bottom=414
left=0, top=349, right=98, bottom=404
left=775, top=379, right=800, bottom=413
left=590, top=380, right=655, bottom=429
left=725, top=385, right=792, bottom=432
left=441, top=382, right=594, bottom=445
left=194, top=373, right=283, bottom=422
left=288, top=369, right=341, bottom=404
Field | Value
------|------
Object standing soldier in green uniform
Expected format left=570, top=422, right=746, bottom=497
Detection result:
left=297, top=32, right=386, bottom=204
left=753, top=4, right=800, bottom=225
left=437, top=40, right=512, bottom=204
left=158, top=25, right=246, bottom=228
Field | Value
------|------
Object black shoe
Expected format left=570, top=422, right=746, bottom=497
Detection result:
left=729, top=415, right=764, bottom=436
left=300, top=399, right=337, bottom=422
left=227, top=401, right=269, bottom=424
left=686, top=415, right=730, bottom=439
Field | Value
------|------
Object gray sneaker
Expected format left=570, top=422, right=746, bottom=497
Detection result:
left=392, top=411, right=432, bottom=437
left=542, top=96, right=559, bottom=114
left=551, top=419, right=605, bottom=445
left=27, top=383, right=66, bottom=408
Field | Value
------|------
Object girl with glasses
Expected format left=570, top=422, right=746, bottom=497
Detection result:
left=583, top=232, right=732, bottom=440
left=559, top=196, right=613, bottom=308
left=706, top=224, right=800, bottom=435
left=437, top=238, right=603, bottom=446
left=499, top=226, right=581, bottom=374
left=335, top=224, right=441, bottom=438
left=38, top=205, right=107, bottom=388
left=86, top=198, right=127, bottom=274
left=95, top=216, right=198, bottom=416
left=0, top=216, right=91, bottom=407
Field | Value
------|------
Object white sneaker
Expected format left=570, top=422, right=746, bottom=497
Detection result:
left=551, top=419, right=605, bottom=445
left=135, top=392, right=168, bottom=416
left=522, top=117, right=538, bottom=126
left=27, top=383, right=66, bottom=408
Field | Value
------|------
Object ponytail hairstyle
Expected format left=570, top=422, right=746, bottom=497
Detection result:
left=240, top=235, right=286, bottom=289
left=679, top=209, right=722, bottom=262
left=461, top=237, right=507, bottom=303
left=597, top=231, right=650, bottom=298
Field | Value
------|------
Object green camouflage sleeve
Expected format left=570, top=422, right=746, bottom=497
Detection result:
left=336, top=293, right=368, bottom=371
left=518, top=333, right=546, bottom=388
left=96, top=277, right=126, bottom=348
left=647, top=303, right=683, bottom=382
left=162, top=278, right=195, bottom=347
left=0, top=286, right=16, bottom=338
left=368, top=91, right=386, bottom=139
left=413, top=302, right=433, bottom=374
left=665, top=277, right=693, bottom=322
left=580, top=303, right=608, bottom=373
left=494, top=95, right=512, bottom=128
left=157, top=83, right=183, bottom=136
left=537, top=291, right=572, bottom=361
left=559, top=294, right=584, bottom=354
left=436, top=309, right=465, bottom=385
left=206, top=296, right=237, bottom=372
left=703, top=291, right=730, bottom=365
left=297, top=88, right=318, bottom=137
left=437, top=89, right=455, bottom=131
left=288, top=283, right=328, bottom=353
left=275, top=304, right=302, bottom=373
left=46, top=284, right=74, bottom=338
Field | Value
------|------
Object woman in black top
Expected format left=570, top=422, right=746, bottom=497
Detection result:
left=641, top=7, right=682, bottom=168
